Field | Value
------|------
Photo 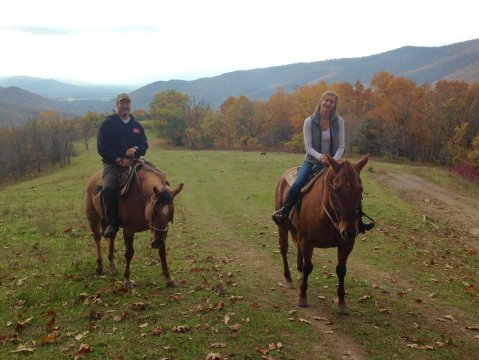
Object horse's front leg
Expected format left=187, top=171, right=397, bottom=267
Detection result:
left=108, top=234, right=118, bottom=274
left=299, top=240, right=313, bottom=307
left=157, top=233, right=176, bottom=288
left=123, top=229, right=135, bottom=291
left=336, top=244, right=354, bottom=314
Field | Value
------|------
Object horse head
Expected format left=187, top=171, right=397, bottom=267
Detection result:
left=145, top=183, right=184, bottom=244
left=326, top=154, right=369, bottom=241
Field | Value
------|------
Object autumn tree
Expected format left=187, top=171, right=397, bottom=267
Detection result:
left=150, top=90, right=190, bottom=146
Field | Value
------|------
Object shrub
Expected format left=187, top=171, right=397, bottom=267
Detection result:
left=448, top=162, right=479, bottom=183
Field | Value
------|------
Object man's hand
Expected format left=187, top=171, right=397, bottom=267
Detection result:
left=126, top=147, right=138, bottom=158
left=116, top=158, right=133, bottom=168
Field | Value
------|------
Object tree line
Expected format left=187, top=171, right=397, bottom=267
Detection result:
left=1, top=71, right=478, bottom=184
left=150, top=71, right=479, bottom=169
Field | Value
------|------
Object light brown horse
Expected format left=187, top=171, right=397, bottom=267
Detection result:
left=84, top=162, right=183, bottom=290
left=274, top=154, right=368, bottom=313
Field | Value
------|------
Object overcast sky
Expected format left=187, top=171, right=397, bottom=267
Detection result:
left=1, top=0, right=479, bottom=86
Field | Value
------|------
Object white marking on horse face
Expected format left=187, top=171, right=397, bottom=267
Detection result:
left=160, top=205, right=169, bottom=218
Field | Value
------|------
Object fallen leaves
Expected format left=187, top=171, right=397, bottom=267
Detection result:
left=75, top=343, right=92, bottom=359
left=206, top=353, right=223, bottom=360
left=172, top=325, right=190, bottom=333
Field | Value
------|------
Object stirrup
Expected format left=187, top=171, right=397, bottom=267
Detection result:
left=272, top=208, right=287, bottom=226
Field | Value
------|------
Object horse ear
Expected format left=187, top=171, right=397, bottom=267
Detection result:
left=326, top=155, right=341, bottom=173
left=153, top=186, right=159, bottom=194
left=172, top=183, right=184, bottom=198
left=355, top=154, right=369, bottom=173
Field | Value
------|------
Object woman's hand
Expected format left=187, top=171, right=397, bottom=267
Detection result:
left=320, top=154, right=329, bottom=164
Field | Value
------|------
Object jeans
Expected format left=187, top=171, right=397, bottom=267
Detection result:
left=102, top=163, right=121, bottom=226
left=285, top=161, right=315, bottom=204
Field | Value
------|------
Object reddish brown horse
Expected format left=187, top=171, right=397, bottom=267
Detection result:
left=84, top=162, right=183, bottom=290
left=274, top=155, right=368, bottom=313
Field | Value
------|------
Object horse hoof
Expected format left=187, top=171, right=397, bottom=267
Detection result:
left=96, top=268, right=104, bottom=276
left=124, top=280, right=133, bottom=292
left=287, top=281, right=296, bottom=289
left=298, top=297, right=308, bottom=307
left=109, top=263, right=118, bottom=275
left=338, top=304, right=349, bottom=315
left=166, top=280, right=176, bottom=288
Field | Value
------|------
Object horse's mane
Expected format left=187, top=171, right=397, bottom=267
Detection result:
left=139, top=162, right=169, bottom=186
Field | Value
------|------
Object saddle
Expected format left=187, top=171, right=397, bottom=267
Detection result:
left=94, top=160, right=166, bottom=197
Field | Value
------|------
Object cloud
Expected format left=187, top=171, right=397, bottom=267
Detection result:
left=1, top=25, right=159, bottom=36
left=2, top=26, right=74, bottom=35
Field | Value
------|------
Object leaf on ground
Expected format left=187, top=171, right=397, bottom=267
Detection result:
left=229, top=295, right=244, bottom=303
left=358, top=295, right=371, bottom=302
left=152, top=327, right=164, bottom=336
left=313, top=316, right=328, bottom=321
left=139, top=322, right=149, bottom=328
left=190, top=267, right=203, bottom=273
left=0, top=333, right=19, bottom=343
left=39, top=332, right=58, bottom=345
left=465, top=326, right=479, bottom=331
left=378, top=308, right=390, bottom=314
left=168, top=294, right=181, bottom=302
left=89, top=310, right=102, bottom=320
left=10, top=344, right=35, bottom=353
left=15, top=317, right=33, bottom=332
left=130, top=302, right=148, bottom=311
left=113, top=311, right=129, bottom=322
left=256, top=346, right=269, bottom=354
left=406, top=343, right=436, bottom=350
left=206, top=353, right=223, bottom=360
left=268, top=342, right=283, bottom=350
left=229, top=323, right=242, bottom=332
left=250, top=302, right=261, bottom=310
left=210, top=343, right=226, bottom=348
left=75, top=343, right=92, bottom=359
left=172, top=325, right=190, bottom=333
left=443, top=315, right=457, bottom=322
left=224, top=314, right=230, bottom=324
left=299, top=318, right=311, bottom=325
left=74, top=331, right=89, bottom=341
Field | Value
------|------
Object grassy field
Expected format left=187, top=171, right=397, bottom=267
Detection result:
left=0, top=143, right=478, bottom=359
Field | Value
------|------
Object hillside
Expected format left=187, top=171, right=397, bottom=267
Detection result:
left=1, top=38, right=479, bottom=123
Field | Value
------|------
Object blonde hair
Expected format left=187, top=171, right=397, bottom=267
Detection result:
left=312, top=91, right=339, bottom=120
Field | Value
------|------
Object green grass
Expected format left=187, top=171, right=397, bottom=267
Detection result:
left=1, top=145, right=478, bottom=359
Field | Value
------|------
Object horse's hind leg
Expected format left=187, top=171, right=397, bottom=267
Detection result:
left=123, top=230, right=135, bottom=291
left=279, top=226, right=295, bottom=289
left=89, top=221, right=103, bottom=275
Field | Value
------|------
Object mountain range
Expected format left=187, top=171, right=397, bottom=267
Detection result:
left=1, top=38, right=479, bottom=125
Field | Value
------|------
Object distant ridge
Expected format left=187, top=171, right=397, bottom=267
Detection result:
left=1, top=38, right=479, bottom=124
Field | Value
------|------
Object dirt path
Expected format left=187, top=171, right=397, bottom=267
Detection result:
left=374, top=169, right=479, bottom=240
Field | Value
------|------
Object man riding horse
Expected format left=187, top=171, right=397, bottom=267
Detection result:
left=97, top=93, right=148, bottom=239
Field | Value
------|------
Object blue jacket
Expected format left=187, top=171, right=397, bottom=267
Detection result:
left=97, top=114, right=148, bottom=164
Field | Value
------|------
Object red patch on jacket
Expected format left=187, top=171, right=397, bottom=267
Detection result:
left=133, top=128, right=140, bottom=134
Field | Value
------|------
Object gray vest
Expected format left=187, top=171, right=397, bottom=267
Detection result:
left=305, top=114, right=340, bottom=165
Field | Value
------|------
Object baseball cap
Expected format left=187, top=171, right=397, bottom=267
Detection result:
left=116, top=93, right=131, bottom=103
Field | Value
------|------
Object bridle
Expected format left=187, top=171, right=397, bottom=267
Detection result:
left=319, top=170, right=361, bottom=232
left=134, top=164, right=170, bottom=233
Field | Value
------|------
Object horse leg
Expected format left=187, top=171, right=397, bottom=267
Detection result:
left=279, top=226, right=294, bottom=289
left=90, top=222, right=103, bottom=275
left=336, top=246, right=353, bottom=314
left=123, top=230, right=135, bottom=291
left=108, top=235, right=118, bottom=275
left=290, top=228, right=303, bottom=274
left=299, top=240, right=313, bottom=307
left=158, top=240, right=176, bottom=287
